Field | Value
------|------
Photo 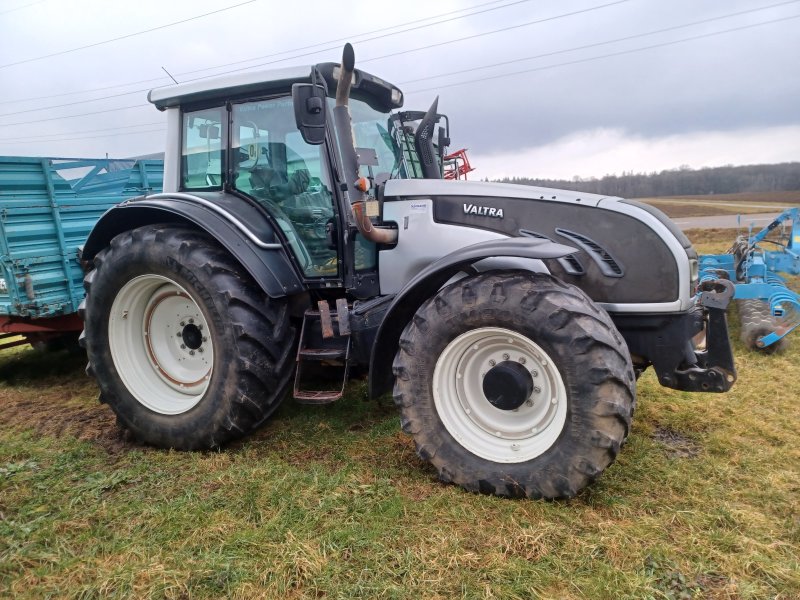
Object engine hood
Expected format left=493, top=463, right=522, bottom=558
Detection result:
left=379, top=177, right=696, bottom=313
left=382, top=178, right=617, bottom=207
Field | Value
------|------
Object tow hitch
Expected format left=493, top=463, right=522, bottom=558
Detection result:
left=667, top=278, right=737, bottom=393
left=613, top=278, right=737, bottom=394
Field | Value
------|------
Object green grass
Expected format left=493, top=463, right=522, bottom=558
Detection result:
left=1, top=249, right=798, bottom=598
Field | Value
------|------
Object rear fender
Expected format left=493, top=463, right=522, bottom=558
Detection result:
left=368, top=237, right=576, bottom=397
left=81, top=193, right=304, bottom=298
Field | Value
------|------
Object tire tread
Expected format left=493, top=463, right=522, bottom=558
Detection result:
left=82, top=224, right=296, bottom=449
left=392, top=271, right=635, bottom=499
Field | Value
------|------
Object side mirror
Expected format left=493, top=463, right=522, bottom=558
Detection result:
left=292, top=83, right=327, bottom=145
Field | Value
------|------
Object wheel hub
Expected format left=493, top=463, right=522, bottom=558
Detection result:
left=482, top=361, right=534, bottom=411
left=181, top=322, right=203, bottom=350
left=432, top=327, right=568, bottom=463
left=109, top=275, right=214, bottom=415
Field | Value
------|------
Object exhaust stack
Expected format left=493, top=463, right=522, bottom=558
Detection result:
left=333, top=44, right=398, bottom=245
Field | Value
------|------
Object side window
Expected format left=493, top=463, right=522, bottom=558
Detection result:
left=181, top=107, right=224, bottom=190
left=231, top=98, right=338, bottom=278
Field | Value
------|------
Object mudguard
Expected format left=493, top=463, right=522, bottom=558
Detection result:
left=81, top=192, right=304, bottom=298
left=368, top=237, right=577, bottom=398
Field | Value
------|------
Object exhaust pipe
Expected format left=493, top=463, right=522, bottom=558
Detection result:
left=333, top=44, right=398, bottom=245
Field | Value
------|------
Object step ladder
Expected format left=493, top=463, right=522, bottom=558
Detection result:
left=293, top=299, right=351, bottom=404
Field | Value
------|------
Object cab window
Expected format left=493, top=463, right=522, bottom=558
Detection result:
left=231, top=98, right=338, bottom=278
left=181, top=107, right=224, bottom=190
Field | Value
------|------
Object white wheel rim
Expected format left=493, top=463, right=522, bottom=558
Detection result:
left=109, top=274, right=213, bottom=415
left=432, top=327, right=568, bottom=463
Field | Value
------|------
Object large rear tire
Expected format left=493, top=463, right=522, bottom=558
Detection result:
left=392, top=271, right=635, bottom=499
left=81, top=224, right=296, bottom=449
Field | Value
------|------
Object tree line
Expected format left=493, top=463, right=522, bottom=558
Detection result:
left=494, top=163, right=800, bottom=197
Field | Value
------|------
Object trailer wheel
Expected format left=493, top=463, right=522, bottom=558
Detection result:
left=82, top=224, right=296, bottom=449
left=392, top=271, right=635, bottom=499
left=28, top=333, right=82, bottom=354
left=737, top=299, right=787, bottom=353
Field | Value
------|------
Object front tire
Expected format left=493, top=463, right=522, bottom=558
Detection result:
left=82, top=224, right=296, bottom=449
left=392, top=271, right=635, bottom=499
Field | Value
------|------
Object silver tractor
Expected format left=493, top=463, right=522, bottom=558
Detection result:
left=80, top=45, right=735, bottom=499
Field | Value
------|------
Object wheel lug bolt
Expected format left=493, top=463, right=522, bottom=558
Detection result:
left=176, top=333, right=182, bottom=338
left=180, top=344, right=186, bottom=349
left=202, top=337, right=207, bottom=343
left=531, top=370, right=538, bottom=377
left=198, top=324, right=203, bottom=331
left=189, top=318, right=194, bottom=324
left=502, top=353, right=510, bottom=360
left=526, top=400, right=533, bottom=407
left=198, top=347, right=204, bottom=353
left=519, top=357, right=526, bottom=364
left=189, top=350, right=195, bottom=356
left=180, top=321, right=186, bottom=327
left=533, top=386, right=541, bottom=394
left=489, top=359, right=496, bottom=367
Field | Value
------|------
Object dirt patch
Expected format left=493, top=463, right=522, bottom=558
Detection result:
left=684, top=228, right=737, bottom=247
left=0, top=348, right=146, bottom=454
left=642, top=202, right=754, bottom=219
left=695, top=573, right=740, bottom=599
left=641, top=191, right=800, bottom=204
left=0, top=384, right=142, bottom=455
left=652, top=427, right=701, bottom=459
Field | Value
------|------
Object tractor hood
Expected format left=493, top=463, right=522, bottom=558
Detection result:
left=382, top=178, right=613, bottom=206
left=379, top=178, right=697, bottom=314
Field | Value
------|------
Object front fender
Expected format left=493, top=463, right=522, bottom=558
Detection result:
left=82, top=192, right=304, bottom=298
left=368, top=237, right=576, bottom=398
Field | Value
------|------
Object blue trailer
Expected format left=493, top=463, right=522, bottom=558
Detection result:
left=0, top=156, right=163, bottom=350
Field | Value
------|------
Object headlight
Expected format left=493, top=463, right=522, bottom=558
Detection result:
left=391, top=88, right=403, bottom=106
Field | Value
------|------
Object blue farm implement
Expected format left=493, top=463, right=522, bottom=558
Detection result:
left=699, top=207, right=800, bottom=352
left=0, top=156, right=163, bottom=350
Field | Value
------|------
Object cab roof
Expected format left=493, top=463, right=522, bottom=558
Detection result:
left=148, top=65, right=314, bottom=110
left=148, top=63, right=404, bottom=112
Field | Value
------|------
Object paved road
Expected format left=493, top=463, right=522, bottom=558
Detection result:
left=673, top=213, right=780, bottom=230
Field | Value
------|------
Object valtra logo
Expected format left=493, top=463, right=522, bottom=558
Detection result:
left=463, top=203, right=504, bottom=218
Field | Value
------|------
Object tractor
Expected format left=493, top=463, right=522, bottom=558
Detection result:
left=79, top=45, right=736, bottom=499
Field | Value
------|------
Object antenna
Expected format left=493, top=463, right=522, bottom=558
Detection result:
left=161, top=66, right=179, bottom=85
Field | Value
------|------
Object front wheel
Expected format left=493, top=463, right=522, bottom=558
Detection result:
left=82, top=224, right=296, bottom=449
left=392, top=271, right=635, bottom=499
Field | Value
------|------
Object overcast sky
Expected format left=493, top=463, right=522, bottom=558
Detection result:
left=0, top=0, right=798, bottom=179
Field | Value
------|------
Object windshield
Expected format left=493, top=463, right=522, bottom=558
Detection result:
left=329, top=98, right=429, bottom=181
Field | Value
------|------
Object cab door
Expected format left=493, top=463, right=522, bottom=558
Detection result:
left=230, top=96, right=341, bottom=281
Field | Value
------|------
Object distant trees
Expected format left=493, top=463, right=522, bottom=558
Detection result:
left=495, top=163, right=800, bottom=197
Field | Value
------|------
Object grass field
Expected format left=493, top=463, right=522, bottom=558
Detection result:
left=1, top=232, right=798, bottom=599
left=637, top=192, right=800, bottom=219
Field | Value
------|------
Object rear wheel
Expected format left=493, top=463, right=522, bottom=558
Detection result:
left=82, top=224, right=296, bottom=449
left=393, top=271, right=635, bottom=499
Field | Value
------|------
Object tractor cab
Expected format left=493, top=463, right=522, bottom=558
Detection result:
left=147, top=61, right=454, bottom=288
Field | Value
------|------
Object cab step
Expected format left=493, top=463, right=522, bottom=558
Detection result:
left=298, top=347, right=348, bottom=361
left=293, top=300, right=351, bottom=404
